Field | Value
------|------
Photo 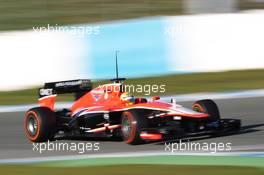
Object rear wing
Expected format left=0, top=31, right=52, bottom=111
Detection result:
left=39, top=79, right=92, bottom=99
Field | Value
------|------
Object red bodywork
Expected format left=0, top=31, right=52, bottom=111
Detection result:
left=38, top=83, right=209, bottom=140
left=39, top=83, right=208, bottom=118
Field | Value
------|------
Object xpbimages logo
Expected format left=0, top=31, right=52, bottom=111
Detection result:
left=32, top=140, right=100, bottom=154
left=98, top=84, right=166, bottom=96
left=164, top=140, right=232, bottom=153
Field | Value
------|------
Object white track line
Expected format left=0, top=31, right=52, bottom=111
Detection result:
left=162, top=89, right=264, bottom=102
left=0, top=150, right=263, bottom=164
left=1, top=89, right=264, bottom=113
left=0, top=144, right=264, bottom=164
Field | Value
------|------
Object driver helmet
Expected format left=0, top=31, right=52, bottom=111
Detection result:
left=120, top=92, right=135, bottom=105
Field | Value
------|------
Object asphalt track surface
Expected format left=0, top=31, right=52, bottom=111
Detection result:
left=0, top=97, right=264, bottom=160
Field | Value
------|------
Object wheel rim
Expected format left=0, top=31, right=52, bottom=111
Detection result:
left=27, top=115, right=38, bottom=136
left=121, top=115, right=132, bottom=140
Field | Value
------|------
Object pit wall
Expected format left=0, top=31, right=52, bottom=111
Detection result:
left=1, top=11, right=264, bottom=90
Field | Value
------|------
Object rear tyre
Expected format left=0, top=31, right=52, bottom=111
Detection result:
left=192, top=99, right=220, bottom=121
left=24, top=107, right=56, bottom=142
left=121, top=110, right=148, bottom=145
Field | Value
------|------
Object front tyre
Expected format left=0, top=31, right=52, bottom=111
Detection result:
left=192, top=99, right=220, bottom=121
left=121, top=110, right=147, bottom=145
left=24, top=107, right=56, bottom=142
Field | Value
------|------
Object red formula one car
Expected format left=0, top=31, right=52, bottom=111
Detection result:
left=24, top=78, right=241, bottom=145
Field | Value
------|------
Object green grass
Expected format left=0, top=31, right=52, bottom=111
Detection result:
left=1, top=155, right=264, bottom=175
left=38, top=155, right=264, bottom=168
left=1, top=69, right=264, bottom=105
left=0, top=0, right=183, bottom=31
left=124, top=69, right=264, bottom=95
left=239, top=0, right=264, bottom=10
left=1, top=0, right=264, bottom=31
left=0, top=88, right=73, bottom=106
left=0, top=164, right=263, bottom=175
left=4, top=155, right=264, bottom=174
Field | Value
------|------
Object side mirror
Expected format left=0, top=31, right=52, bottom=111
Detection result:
left=152, top=96, right=160, bottom=101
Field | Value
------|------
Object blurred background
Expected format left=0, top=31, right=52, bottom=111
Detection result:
left=1, top=2, right=264, bottom=175
left=1, top=0, right=264, bottom=104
